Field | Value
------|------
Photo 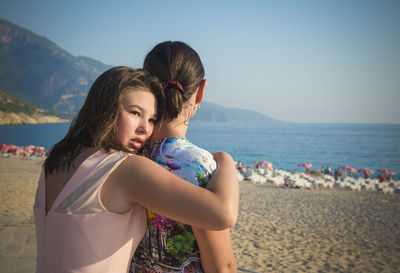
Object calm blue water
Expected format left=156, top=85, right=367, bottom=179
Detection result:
left=1, top=122, right=400, bottom=178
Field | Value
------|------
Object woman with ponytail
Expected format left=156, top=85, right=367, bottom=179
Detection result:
left=132, top=41, right=238, bottom=273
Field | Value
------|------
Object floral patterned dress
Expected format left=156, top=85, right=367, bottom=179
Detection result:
left=132, top=137, right=217, bottom=273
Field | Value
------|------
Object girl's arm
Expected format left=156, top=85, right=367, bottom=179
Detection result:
left=192, top=228, right=237, bottom=273
left=103, top=151, right=239, bottom=230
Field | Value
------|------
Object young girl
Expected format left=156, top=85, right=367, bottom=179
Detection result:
left=33, top=66, right=238, bottom=273
left=132, top=42, right=238, bottom=272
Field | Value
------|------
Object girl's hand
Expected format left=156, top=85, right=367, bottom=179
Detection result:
left=211, top=152, right=235, bottom=167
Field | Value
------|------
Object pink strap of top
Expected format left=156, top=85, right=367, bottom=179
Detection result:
left=37, top=151, right=119, bottom=213
left=51, top=151, right=109, bottom=211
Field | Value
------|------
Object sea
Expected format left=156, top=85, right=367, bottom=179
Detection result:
left=1, top=122, right=399, bottom=178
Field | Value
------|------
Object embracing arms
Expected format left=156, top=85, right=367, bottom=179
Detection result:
left=102, top=151, right=239, bottom=230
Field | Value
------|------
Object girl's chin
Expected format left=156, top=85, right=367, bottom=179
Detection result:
left=123, top=145, right=136, bottom=153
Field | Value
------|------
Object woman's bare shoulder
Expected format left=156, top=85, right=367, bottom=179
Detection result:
left=121, top=153, right=165, bottom=171
left=111, top=153, right=180, bottom=188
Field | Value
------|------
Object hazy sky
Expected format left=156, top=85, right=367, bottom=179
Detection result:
left=1, top=0, right=399, bottom=123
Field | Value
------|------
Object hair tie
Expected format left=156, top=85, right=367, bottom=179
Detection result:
left=163, top=81, right=184, bottom=94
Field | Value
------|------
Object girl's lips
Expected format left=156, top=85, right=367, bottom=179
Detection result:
left=130, top=138, right=144, bottom=149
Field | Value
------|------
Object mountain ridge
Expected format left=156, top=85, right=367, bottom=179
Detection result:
left=193, top=101, right=280, bottom=123
left=0, top=18, right=112, bottom=114
left=0, top=87, right=68, bottom=125
left=0, top=18, right=281, bottom=124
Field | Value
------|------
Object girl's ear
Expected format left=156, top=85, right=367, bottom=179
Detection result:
left=195, top=79, right=206, bottom=104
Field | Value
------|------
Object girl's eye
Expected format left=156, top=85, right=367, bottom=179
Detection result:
left=149, top=118, right=157, bottom=124
left=130, top=111, right=140, bottom=116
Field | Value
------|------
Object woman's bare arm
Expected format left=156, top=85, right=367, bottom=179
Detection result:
left=103, top=151, right=239, bottom=230
left=191, top=152, right=238, bottom=272
left=192, top=228, right=237, bottom=273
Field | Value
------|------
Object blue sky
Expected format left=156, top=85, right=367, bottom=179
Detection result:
left=1, top=0, right=399, bottom=123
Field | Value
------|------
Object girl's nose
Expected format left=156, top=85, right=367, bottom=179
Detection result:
left=138, top=120, right=152, bottom=134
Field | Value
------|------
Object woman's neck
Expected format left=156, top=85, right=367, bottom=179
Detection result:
left=151, top=118, right=189, bottom=140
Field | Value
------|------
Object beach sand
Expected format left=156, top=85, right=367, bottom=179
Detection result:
left=0, top=157, right=42, bottom=273
left=0, top=157, right=399, bottom=273
left=232, top=183, right=400, bottom=272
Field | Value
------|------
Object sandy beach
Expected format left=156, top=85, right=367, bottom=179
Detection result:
left=0, top=157, right=41, bottom=273
left=0, top=157, right=399, bottom=273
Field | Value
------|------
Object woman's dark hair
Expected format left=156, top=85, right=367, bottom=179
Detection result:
left=143, top=41, right=204, bottom=120
left=44, top=66, right=163, bottom=174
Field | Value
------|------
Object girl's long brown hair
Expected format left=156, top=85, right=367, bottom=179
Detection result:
left=44, top=66, right=163, bottom=175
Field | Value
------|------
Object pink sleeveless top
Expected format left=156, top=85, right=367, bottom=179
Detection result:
left=33, top=150, right=147, bottom=273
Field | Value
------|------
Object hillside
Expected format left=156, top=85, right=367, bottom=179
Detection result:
left=0, top=88, right=68, bottom=125
left=0, top=18, right=111, bottom=114
left=193, top=102, right=279, bottom=123
left=0, top=18, right=281, bottom=123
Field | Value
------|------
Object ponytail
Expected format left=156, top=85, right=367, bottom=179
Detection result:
left=144, top=41, right=204, bottom=120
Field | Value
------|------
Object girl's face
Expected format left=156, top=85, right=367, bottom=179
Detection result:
left=115, top=89, right=157, bottom=152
